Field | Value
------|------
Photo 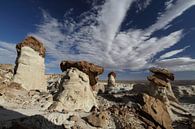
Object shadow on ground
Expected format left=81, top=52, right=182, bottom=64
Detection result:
left=0, top=106, right=64, bottom=129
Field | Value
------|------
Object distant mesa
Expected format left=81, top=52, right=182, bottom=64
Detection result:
left=60, top=60, right=104, bottom=86
left=13, top=36, right=47, bottom=91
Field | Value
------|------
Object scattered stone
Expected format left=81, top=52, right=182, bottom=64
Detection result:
left=60, top=60, right=104, bottom=86
left=85, top=111, right=110, bottom=128
left=108, top=105, right=144, bottom=129
left=13, top=36, right=47, bottom=91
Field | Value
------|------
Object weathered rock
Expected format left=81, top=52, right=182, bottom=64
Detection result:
left=48, top=68, right=97, bottom=112
left=13, top=36, right=47, bottom=91
left=147, top=67, right=179, bottom=104
left=91, top=83, right=105, bottom=94
left=147, top=75, right=169, bottom=88
left=149, top=67, right=174, bottom=81
left=136, top=93, right=173, bottom=129
left=108, top=105, right=144, bottom=129
left=0, top=64, right=14, bottom=85
left=85, top=111, right=110, bottom=128
left=60, top=61, right=104, bottom=86
left=15, top=36, right=46, bottom=58
left=107, top=71, right=116, bottom=87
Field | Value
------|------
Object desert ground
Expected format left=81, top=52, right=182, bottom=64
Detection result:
left=0, top=64, right=195, bottom=129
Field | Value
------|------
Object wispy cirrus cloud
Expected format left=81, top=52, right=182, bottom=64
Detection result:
left=0, top=41, right=16, bottom=64
left=155, top=57, right=195, bottom=71
left=145, top=0, right=195, bottom=35
left=29, top=0, right=195, bottom=72
left=160, top=46, right=190, bottom=59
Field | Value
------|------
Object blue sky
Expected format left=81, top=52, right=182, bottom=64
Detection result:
left=0, top=0, right=195, bottom=80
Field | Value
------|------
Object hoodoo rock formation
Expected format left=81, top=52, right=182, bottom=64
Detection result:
left=60, top=60, right=104, bottom=86
left=147, top=67, right=178, bottom=105
left=49, top=66, right=99, bottom=112
left=147, top=67, right=191, bottom=121
left=107, top=71, right=116, bottom=87
left=13, top=36, right=47, bottom=91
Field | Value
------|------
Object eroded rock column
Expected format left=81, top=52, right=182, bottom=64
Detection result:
left=107, top=71, right=116, bottom=87
left=13, top=36, right=47, bottom=91
left=49, top=61, right=104, bottom=112
left=147, top=67, right=178, bottom=104
left=147, top=67, right=191, bottom=121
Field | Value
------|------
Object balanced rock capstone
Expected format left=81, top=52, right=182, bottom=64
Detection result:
left=60, top=60, right=104, bottom=86
left=147, top=67, right=178, bottom=104
left=13, top=36, right=47, bottom=91
left=147, top=67, right=191, bottom=121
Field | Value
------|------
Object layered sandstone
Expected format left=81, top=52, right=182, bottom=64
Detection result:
left=136, top=93, right=173, bottom=129
left=147, top=67, right=178, bottom=104
left=13, top=36, right=47, bottom=91
left=48, top=68, right=97, bottom=112
left=147, top=67, right=191, bottom=121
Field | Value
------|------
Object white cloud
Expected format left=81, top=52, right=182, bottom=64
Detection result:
left=135, top=0, right=152, bottom=12
left=29, top=0, right=195, bottom=72
left=160, top=46, right=190, bottom=59
left=155, top=57, right=195, bottom=71
left=0, top=41, right=16, bottom=64
left=165, top=0, right=174, bottom=10
left=145, top=0, right=195, bottom=35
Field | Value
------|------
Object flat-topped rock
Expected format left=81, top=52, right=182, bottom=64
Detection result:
left=16, top=36, right=46, bottom=58
left=149, top=67, right=174, bottom=81
left=60, top=60, right=104, bottom=86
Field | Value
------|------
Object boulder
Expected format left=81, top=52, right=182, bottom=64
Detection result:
left=13, top=36, right=47, bottom=91
left=107, top=71, right=116, bottom=87
left=15, top=36, right=46, bottom=58
left=60, top=61, right=104, bottom=86
left=149, top=67, right=174, bottom=81
left=147, top=75, right=169, bottom=88
left=48, top=68, right=97, bottom=112
left=136, top=93, right=173, bottom=129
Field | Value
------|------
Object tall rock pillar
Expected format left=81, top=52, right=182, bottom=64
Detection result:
left=13, top=36, right=47, bottom=91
